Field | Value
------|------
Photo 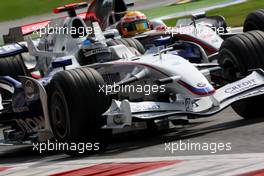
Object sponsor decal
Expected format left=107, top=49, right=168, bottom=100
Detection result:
left=133, top=104, right=160, bottom=112
left=83, top=47, right=110, bottom=57
left=196, top=82, right=206, bottom=88
left=225, top=79, right=257, bottom=94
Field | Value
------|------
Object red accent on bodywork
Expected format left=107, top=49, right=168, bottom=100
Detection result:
left=31, top=73, right=42, bottom=79
left=84, top=12, right=98, bottom=21
left=53, top=8, right=62, bottom=14
left=50, top=161, right=182, bottom=176
left=237, top=169, right=264, bottom=176
left=65, top=3, right=78, bottom=8
left=54, top=2, right=87, bottom=14
left=0, top=167, right=11, bottom=172
left=21, top=20, right=50, bottom=35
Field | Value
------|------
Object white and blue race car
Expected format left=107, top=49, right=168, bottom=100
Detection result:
left=0, top=3, right=264, bottom=155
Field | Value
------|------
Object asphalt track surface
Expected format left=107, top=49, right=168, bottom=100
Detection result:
left=1, top=107, right=264, bottom=162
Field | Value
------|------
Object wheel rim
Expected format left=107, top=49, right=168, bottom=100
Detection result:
left=50, top=90, right=68, bottom=139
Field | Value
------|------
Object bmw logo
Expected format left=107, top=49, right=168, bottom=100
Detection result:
left=197, top=82, right=206, bottom=88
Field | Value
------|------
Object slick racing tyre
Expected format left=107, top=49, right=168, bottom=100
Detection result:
left=0, top=55, right=28, bottom=78
left=48, top=67, right=111, bottom=155
left=0, top=55, right=28, bottom=99
left=106, top=38, right=145, bottom=54
left=218, top=30, right=264, bottom=119
left=244, top=9, right=264, bottom=32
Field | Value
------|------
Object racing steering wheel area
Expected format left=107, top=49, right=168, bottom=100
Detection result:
left=53, top=2, right=88, bottom=17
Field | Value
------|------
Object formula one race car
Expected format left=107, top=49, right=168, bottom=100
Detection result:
left=0, top=2, right=264, bottom=155
left=85, top=0, right=228, bottom=36
left=84, top=0, right=231, bottom=62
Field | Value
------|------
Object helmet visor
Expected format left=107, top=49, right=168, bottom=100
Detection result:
left=123, top=19, right=149, bottom=32
left=135, top=20, right=149, bottom=30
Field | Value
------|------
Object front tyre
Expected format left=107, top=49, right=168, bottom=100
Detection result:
left=48, top=67, right=111, bottom=155
left=0, top=54, right=28, bottom=78
left=218, top=30, right=264, bottom=119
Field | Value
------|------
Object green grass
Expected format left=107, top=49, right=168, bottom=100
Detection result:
left=0, top=0, right=83, bottom=22
left=141, top=0, right=231, bottom=19
left=164, top=0, right=264, bottom=27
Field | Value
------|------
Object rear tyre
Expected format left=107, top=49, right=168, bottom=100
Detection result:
left=48, top=67, right=111, bottom=155
left=0, top=55, right=28, bottom=78
left=0, top=55, right=28, bottom=99
left=244, top=9, right=264, bottom=32
left=218, top=30, right=264, bottom=119
left=106, top=38, right=145, bottom=54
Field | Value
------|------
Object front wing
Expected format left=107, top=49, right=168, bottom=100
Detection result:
left=104, top=70, right=264, bottom=128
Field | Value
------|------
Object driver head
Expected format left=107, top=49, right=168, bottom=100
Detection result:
left=119, top=11, right=151, bottom=37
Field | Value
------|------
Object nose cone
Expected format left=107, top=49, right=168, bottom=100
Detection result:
left=157, top=54, right=215, bottom=96
left=171, top=57, right=215, bottom=96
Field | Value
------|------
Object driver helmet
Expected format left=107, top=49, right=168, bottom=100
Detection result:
left=119, top=11, right=151, bottom=37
